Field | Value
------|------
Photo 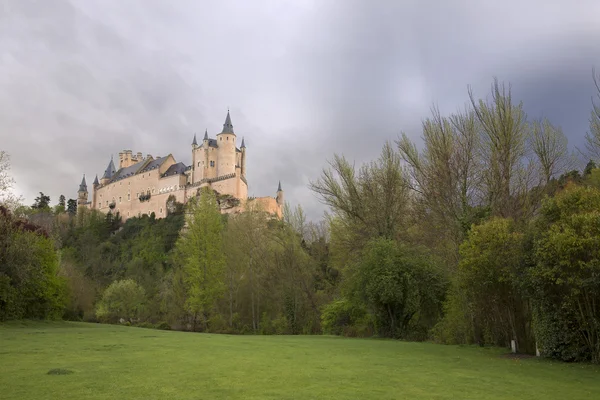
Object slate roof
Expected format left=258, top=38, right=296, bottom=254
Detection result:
left=102, top=158, right=117, bottom=180
left=110, top=161, right=145, bottom=183
left=192, top=133, right=198, bottom=146
left=200, top=139, right=218, bottom=148
left=93, top=174, right=99, bottom=185
left=162, top=162, right=187, bottom=177
left=139, top=156, right=167, bottom=173
left=219, top=110, right=234, bottom=134
left=79, top=175, right=87, bottom=192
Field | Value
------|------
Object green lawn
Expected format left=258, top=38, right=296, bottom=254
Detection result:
left=1, top=321, right=598, bottom=399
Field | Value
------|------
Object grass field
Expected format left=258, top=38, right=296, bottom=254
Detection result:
left=1, top=321, right=599, bottom=399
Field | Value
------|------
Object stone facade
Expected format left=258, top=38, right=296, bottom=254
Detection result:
left=77, top=111, right=283, bottom=221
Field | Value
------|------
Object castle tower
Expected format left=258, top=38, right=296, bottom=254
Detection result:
left=77, top=174, right=88, bottom=207
left=191, top=133, right=198, bottom=182
left=92, top=174, right=99, bottom=208
left=240, top=137, right=247, bottom=177
left=100, top=156, right=116, bottom=185
left=276, top=181, right=284, bottom=206
left=216, top=110, right=236, bottom=177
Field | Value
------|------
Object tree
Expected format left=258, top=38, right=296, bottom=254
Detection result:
left=469, top=79, right=533, bottom=219
left=95, top=279, right=146, bottom=323
left=342, top=238, right=445, bottom=339
left=32, top=192, right=51, bottom=210
left=67, top=199, right=77, bottom=216
left=584, top=67, right=600, bottom=160
left=309, top=142, right=410, bottom=274
left=0, top=151, right=23, bottom=210
left=58, top=195, right=66, bottom=208
left=529, top=118, right=571, bottom=184
left=397, top=106, right=481, bottom=267
left=531, top=185, right=600, bottom=362
left=223, top=202, right=271, bottom=331
left=454, top=218, right=534, bottom=352
left=174, top=187, right=225, bottom=330
left=0, top=206, right=67, bottom=321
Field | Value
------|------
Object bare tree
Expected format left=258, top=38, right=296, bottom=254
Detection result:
left=469, top=79, right=531, bottom=219
left=529, top=118, right=571, bottom=184
left=397, top=106, right=480, bottom=265
left=309, top=142, right=409, bottom=242
left=0, top=151, right=23, bottom=210
left=584, top=67, right=600, bottom=160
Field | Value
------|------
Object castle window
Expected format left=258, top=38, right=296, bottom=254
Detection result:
left=119, top=197, right=122, bottom=203
left=128, top=193, right=130, bottom=201
left=210, top=161, right=215, bottom=167
left=198, top=162, right=200, bottom=167
left=127, top=212, right=130, bottom=217
left=160, top=208, right=163, bottom=214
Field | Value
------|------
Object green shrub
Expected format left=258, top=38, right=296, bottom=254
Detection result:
left=156, top=322, right=171, bottom=330
left=321, top=299, right=370, bottom=336
left=95, top=279, right=145, bottom=323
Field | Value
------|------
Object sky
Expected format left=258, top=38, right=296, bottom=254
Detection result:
left=1, top=0, right=600, bottom=220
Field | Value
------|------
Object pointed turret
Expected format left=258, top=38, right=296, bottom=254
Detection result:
left=203, top=129, right=208, bottom=141
left=240, top=137, right=246, bottom=148
left=79, top=174, right=88, bottom=193
left=192, top=133, right=198, bottom=146
left=276, top=180, right=284, bottom=206
left=102, top=156, right=116, bottom=180
left=220, top=110, right=235, bottom=134
left=93, top=174, right=99, bottom=186
left=78, top=174, right=89, bottom=207
left=100, top=156, right=117, bottom=185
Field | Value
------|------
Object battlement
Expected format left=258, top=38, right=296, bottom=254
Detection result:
left=118, top=150, right=144, bottom=169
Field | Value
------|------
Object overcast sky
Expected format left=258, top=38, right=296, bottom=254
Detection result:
left=1, top=0, right=600, bottom=220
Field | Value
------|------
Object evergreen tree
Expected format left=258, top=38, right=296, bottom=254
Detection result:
left=58, top=195, right=66, bottom=208
left=66, top=199, right=77, bottom=215
left=32, top=192, right=50, bottom=209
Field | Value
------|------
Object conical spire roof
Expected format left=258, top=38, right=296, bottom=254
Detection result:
left=203, top=129, right=208, bottom=140
left=102, top=156, right=116, bottom=180
left=277, top=181, right=282, bottom=192
left=220, top=110, right=234, bottom=134
left=79, top=174, right=87, bottom=192
left=93, top=174, right=99, bottom=186
left=240, top=137, right=246, bottom=148
left=192, top=133, right=198, bottom=146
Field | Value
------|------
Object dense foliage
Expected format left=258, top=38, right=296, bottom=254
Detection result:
left=0, top=207, right=67, bottom=321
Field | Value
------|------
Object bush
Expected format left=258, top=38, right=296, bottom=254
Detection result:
left=156, top=321, right=171, bottom=330
left=321, top=299, right=371, bottom=336
left=95, top=279, right=145, bottom=323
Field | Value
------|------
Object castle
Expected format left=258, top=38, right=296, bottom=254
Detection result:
left=76, top=111, right=284, bottom=221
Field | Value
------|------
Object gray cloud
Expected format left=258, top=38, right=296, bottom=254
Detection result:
left=1, top=0, right=600, bottom=220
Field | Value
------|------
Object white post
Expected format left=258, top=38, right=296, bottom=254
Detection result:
left=511, top=340, right=517, bottom=353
